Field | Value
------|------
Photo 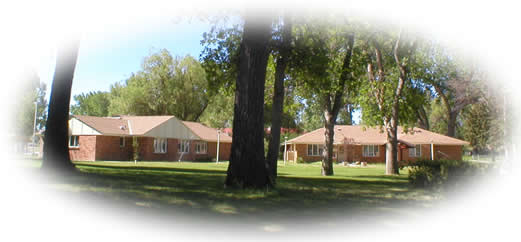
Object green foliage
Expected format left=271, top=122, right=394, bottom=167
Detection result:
left=406, top=159, right=490, bottom=189
left=200, top=22, right=243, bottom=96
left=108, top=50, right=209, bottom=121
left=462, top=102, right=502, bottom=153
left=70, top=91, right=110, bottom=116
left=14, top=70, right=47, bottom=137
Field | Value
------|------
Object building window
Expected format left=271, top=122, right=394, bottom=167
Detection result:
left=409, top=144, right=421, bottom=157
left=153, top=138, right=167, bottom=154
left=178, top=140, right=190, bottom=153
left=119, top=137, right=125, bottom=148
left=307, top=144, right=324, bottom=156
left=363, top=145, right=379, bottom=157
left=69, top=136, right=79, bottom=148
left=195, top=142, right=207, bottom=154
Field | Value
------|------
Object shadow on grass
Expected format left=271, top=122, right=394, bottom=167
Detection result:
left=76, top=163, right=227, bottom=175
left=35, top=162, right=440, bottom=228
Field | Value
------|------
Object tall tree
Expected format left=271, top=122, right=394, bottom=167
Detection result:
left=291, top=17, right=357, bottom=176
left=415, top=43, right=482, bottom=137
left=108, top=53, right=209, bottom=121
left=225, top=13, right=273, bottom=189
left=42, top=38, right=80, bottom=172
left=362, top=28, right=418, bottom=175
left=266, top=13, right=292, bottom=182
left=70, top=91, right=110, bottom=116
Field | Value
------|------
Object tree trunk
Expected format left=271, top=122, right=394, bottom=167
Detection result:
left=225, top=14, right=272, bottom=189
left=417, top=105, right=429, bottom=130
left=385, top=120, right=400, bottom=175
left=42, top=38, right=80, bottom=173
left=447, top=111, right=457, bottom=137
left=266, top=13, right=292, bottom=183
left=320, top=33, right=355, bottom=176
left=322, top=110, right=335, bottom=176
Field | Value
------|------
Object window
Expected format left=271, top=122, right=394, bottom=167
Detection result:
left=195, top=142, right=207, bottom=154
left=307, top=144, right=324, bottom=156
left=119, top=137, right=125, bottom=148
left=153, top=138, right=167, bottom=153
left=69, top=136, right=79, bottom=148
left=178, top=140, right=190, bottom=153
left=363, top=145, right=379, bottom=157
left=409, top=144, right=421, bottom=157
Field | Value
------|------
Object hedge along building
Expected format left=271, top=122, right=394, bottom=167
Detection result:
left=283, top=125, right=469, bottom=163
left=68, top=115, right=232, bottom=161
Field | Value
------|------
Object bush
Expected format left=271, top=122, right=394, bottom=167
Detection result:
left=406, top=159, right=490, bottom=189
left=297, top=157, right=305, bottom=164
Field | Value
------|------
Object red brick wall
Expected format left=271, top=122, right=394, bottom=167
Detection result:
left=95, top=136, right=133, bottom=161
left=69, top=136, right=236, bottom=162
left=69, top=136, right=96, bottom=161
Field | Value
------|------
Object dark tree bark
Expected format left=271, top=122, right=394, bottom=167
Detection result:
left=42, top=39, right=80, bottom=172
left=417, top=105, right=430, bottom=130
left=266, top=13, right=292, bottom=183
left=225, top=14, right=272, bottom=189
left=321, top=34, right=355, bottom=176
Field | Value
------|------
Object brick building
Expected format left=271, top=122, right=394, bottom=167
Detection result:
left=284, top=125, right=469, bottom=163
left=68, top=115, right=231, bottom=162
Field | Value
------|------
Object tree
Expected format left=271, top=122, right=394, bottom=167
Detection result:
left=290, top=16, right=358, bottom=176
left=70, top=91, right=110, bottom=116
left=361, top=27, right=418, bottom=175
left=266, top=13, right=292, bottom=182
left=42, top=38, right=80, bottom=172
left=414, top=43, right=483, bottom=137
left=14, top=71, right=47, bottom=137
left=225, top=13, right=273, bottom=189
left=108, top=52, right=209, bottom=121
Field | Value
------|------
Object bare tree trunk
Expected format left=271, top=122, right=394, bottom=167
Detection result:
left=447, top=111, right=458, bottom=137
left=417, top=105, right=429, bottom=130
left=225, top=14, right=272, bottom=189
left=266, top=13, right=292, bottom=183
left=322, top=110, right=335, bottom=176
left=320, top=33, right=355, bottom=176
left=42, top=38, right=80, bottom=173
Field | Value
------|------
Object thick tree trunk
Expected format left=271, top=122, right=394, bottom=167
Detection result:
left=225, top=14, right=272, bottom=189
left=417, top=105, right=429, bottom=130
left=447, top=111, right=457, bottom=137
left=266, top=14, right=292, bottom=183
left=42, top=39, right=80, bottom=173
left=385, top=121, right=400, bottom=175
left=322, top=110, right=335, bottom=176
left=322, top=114, right=335, bottom=175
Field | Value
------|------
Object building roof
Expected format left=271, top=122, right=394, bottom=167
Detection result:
left=73, top=115, right=130, bottom=135
left=182, top=121, right=233, bottom=143
left=70, top=115, right=232, bottom=142
left=287, top=125, right=469, bottom=146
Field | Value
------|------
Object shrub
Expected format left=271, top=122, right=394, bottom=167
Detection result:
left=406, top=159, right=490, bottom=189
left=297, top=157, right=305, bottom=163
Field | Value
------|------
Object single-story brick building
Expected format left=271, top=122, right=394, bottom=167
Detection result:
left=68, top=115, right=232, bottom=162
left=283, top=125, right=469, bottom=163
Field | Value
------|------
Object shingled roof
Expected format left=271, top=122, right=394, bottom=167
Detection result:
left=71, top=115, right=232, bottom=142
left=72, top=115, right=130, bottom=135
left=287, top=125, right=469, bottom=146
left=182, top=121, right=233, bottom=143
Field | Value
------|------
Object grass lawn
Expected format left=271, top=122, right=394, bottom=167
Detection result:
left=23, top=159, right=445, bottom=230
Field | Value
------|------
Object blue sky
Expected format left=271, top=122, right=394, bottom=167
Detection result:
left=40, top=18, right=212, bottom=101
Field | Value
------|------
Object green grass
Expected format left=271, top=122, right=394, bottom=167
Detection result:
left=25, top=159, right=443, bottom=226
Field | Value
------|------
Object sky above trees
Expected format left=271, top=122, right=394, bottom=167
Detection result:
left=36, top=18, right=211, bottom=104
